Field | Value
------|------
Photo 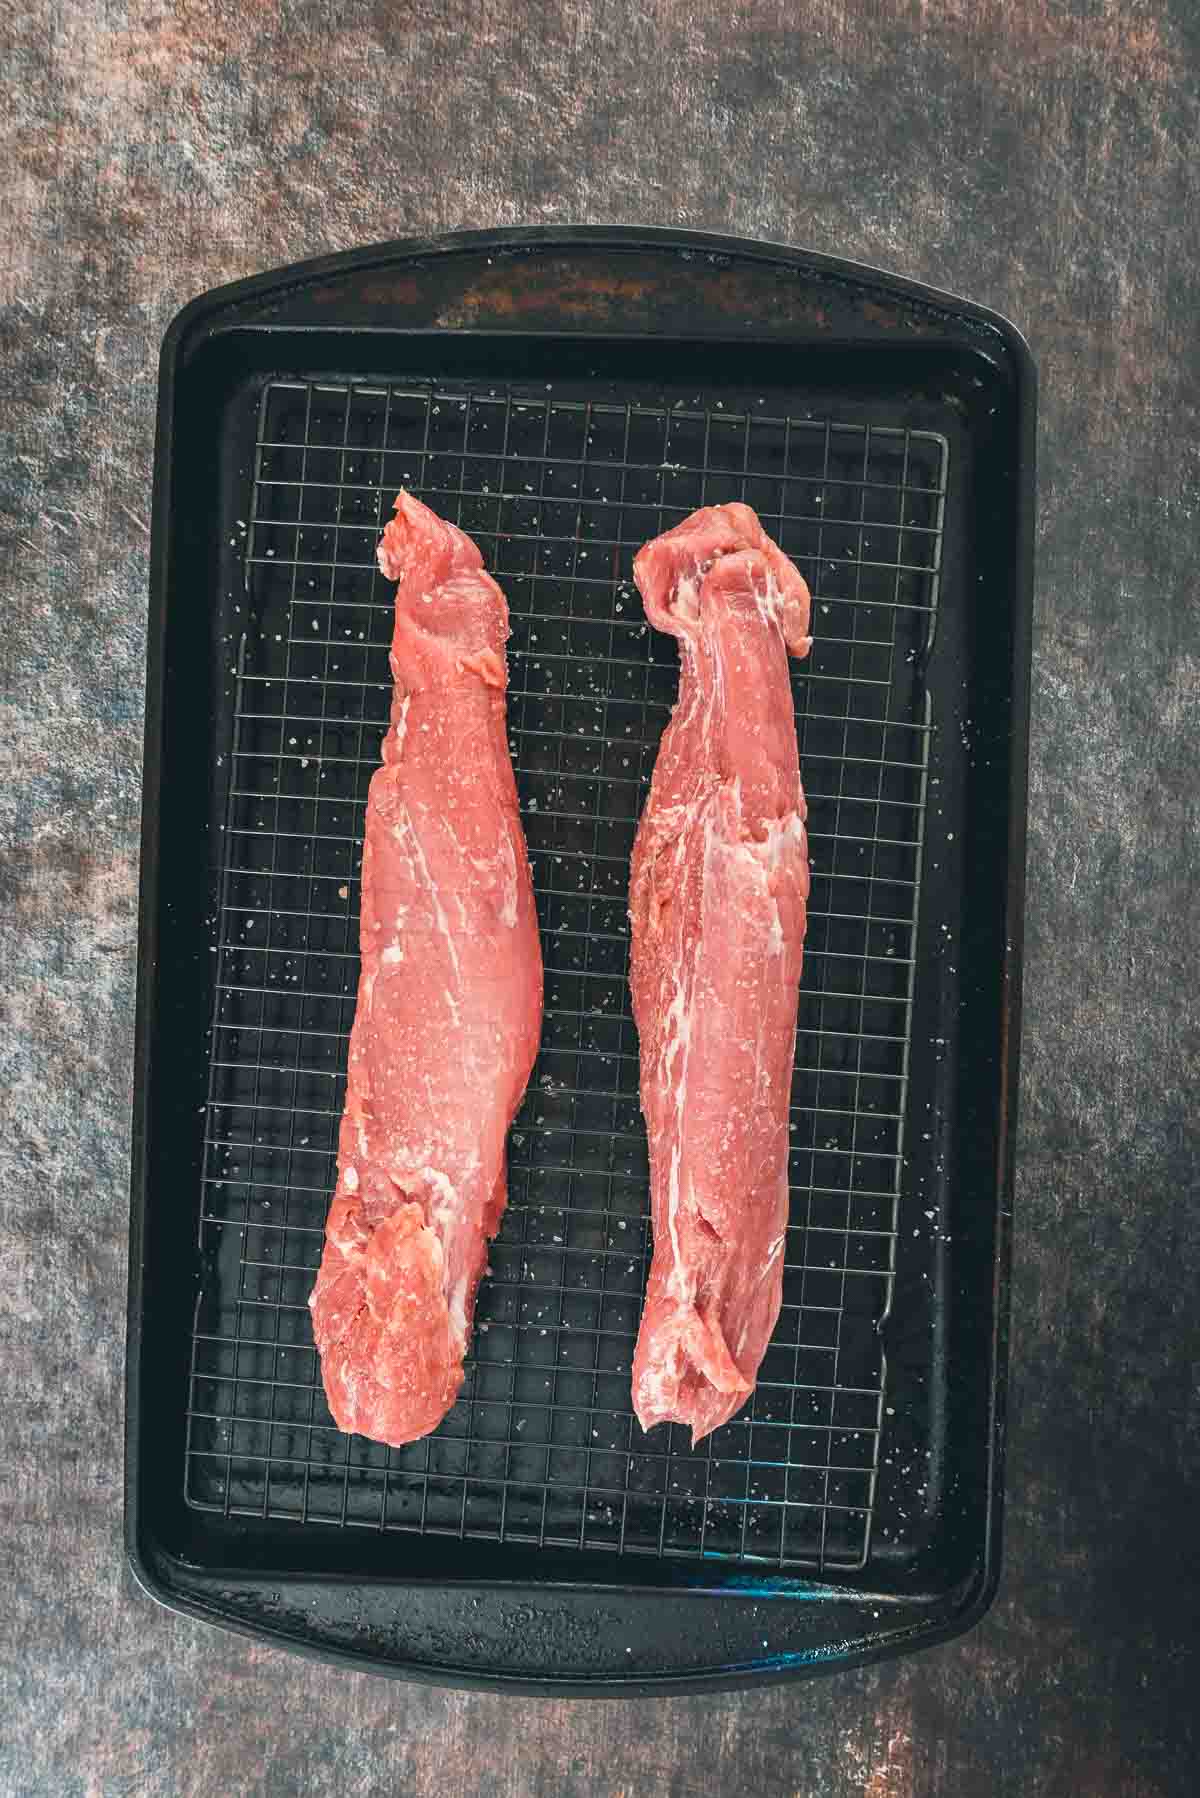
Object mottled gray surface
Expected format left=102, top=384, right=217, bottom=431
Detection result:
left=2, top=2, right=1198, bottom=1794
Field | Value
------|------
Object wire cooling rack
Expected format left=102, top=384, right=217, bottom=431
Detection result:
left=185, top=377, right=946, bottom=1571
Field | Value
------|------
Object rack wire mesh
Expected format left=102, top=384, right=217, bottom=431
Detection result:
left=186, top=377, right=947, bottom=1570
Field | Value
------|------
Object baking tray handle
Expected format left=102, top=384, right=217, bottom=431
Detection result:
left=136, top=1545, right=995, bottom=1693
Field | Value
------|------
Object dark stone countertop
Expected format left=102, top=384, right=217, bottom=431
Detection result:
left=2, top=3, right=1197, bottom=1793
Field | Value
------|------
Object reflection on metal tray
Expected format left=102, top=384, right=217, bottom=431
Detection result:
left=127, top=227, right=1034, bottom=1691
left=193, top=381, right=944, bottom=1572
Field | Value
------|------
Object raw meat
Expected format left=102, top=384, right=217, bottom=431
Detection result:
left=309, top=493, right=543, bottom=1447
left=628, top=503, right=812, bottom=1443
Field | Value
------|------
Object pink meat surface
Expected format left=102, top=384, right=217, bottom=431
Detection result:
left=309, top=493, right=543, bottom=1447
left=629, top=503, right=812, bottom=1443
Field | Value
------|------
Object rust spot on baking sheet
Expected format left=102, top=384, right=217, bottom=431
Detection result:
left=427, top=257, right=909, bottom=336
left=305, top=275, right=423, bottom=308
left=359, top=276, right=422, bottom=306
left=435, top=267, right=657, bottom=327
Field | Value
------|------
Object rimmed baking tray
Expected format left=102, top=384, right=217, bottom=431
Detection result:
left=126, top=226, right=1034, bottom=1690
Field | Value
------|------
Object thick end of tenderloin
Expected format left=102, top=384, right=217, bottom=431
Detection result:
left=309, top=1189, right=466, bottom=1448
left=632, top=1292, right=756, bottom=1444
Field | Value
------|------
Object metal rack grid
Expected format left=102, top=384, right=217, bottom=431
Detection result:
left=186, top=377, right=946, bottom=1571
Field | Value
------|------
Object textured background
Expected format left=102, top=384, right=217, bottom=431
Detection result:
left=2, top=2, right=1198, bottom=1794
